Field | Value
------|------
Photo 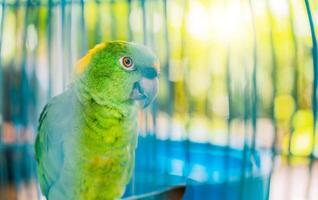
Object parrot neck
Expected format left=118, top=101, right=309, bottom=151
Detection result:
left=73, top=81, right=136, bottom=119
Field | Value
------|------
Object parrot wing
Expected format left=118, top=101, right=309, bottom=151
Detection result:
left=35, top=90, right=75, bottom=196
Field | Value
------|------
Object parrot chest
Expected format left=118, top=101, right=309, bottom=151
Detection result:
left=77, top=115, right=136, bottom=163
left=54, top=102, right=138, bottom=199
left=61, top=144, right=133, bottom=199
left=65, top=114, right=137, bottom=198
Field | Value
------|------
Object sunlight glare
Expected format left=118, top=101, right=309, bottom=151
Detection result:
left=210, top=3, right=242, bottom=43
left=187, top=2, right=210, bottom=41
left=187, top=1, right=243, bottom=42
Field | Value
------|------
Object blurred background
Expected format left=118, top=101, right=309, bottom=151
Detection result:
left=0, top=0, right=318, bottom=199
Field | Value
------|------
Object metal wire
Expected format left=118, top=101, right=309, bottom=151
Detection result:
left=265, top=1, right=279, bottom=199
left=304, top=0, right=318, bottom=198
left=240, top=1, right=258, bottom=199
left=0, top=0, right=6, bottom=198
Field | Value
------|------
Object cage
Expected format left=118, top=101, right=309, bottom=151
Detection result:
left=0, top=0, right=317, bottom=199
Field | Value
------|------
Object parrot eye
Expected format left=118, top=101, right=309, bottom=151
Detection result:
left=119, top=56, right=135, bottom=71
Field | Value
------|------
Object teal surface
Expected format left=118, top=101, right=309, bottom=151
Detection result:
left=124, top=136, right=269, bottom=200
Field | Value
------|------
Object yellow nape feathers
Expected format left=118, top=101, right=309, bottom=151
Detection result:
left=75, top=43, right=106, bottom=74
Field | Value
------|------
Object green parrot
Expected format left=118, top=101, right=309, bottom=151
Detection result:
left=35, top=41, right=160, bottom=200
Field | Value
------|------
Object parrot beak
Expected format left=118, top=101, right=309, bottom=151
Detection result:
left=130, top=64, right=159, bottom=108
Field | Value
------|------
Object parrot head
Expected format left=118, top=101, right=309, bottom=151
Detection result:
left=75, top=41, right=159, bottom=108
